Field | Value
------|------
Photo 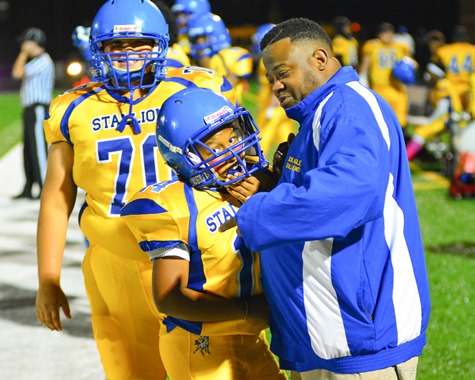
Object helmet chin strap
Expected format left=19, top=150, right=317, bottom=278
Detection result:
left=117, top=94, right=141, bottom=134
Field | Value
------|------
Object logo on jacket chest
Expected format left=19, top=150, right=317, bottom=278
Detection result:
left=205, top=203, right=238, bottom=233
left=91, top=108, right=160, bottom=132
left=286, top=156, right=302, bottom=173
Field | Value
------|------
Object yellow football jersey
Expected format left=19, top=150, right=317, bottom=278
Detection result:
left=469, top=73, right=475, bottom=118
left=433, top=42, right=475, bottom=106
left=44, top=66, right=236, bottom=260
left=121, top=180, right=265, bottom=336
left=332, top=34, right=359, bottom=67
left=361, top=39, right=411, bottom=88
left=208, top=46, right=253, bottom=104
left=166, top=42, right=191, bottom=68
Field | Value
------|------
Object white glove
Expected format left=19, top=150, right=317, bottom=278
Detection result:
left=72, top=26, right=91, bottom=50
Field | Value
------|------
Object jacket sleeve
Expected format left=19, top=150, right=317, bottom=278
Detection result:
left=236, top=102, right=393, bottom=252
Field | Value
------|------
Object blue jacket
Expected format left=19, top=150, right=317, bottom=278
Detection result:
left=236, top=67, right=431, bottom=373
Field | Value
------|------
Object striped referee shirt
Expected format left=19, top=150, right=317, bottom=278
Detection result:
left=20, top=52, right=55, bottom=107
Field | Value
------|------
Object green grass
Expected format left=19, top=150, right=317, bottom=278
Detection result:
left=0, top=93, right=22, bottom=157
left=1, top=90, right=474, bottom=378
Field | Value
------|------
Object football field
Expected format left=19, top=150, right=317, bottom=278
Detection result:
left=0, top=91, right=474, bottom=379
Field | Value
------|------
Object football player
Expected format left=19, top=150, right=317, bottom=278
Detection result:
left=187, top=12, right=253, bottom=105
left=71, top=0, right=190, bottom=75
left=406, top=62, right=468, bottom=160
left=171, top=0, right=211, bottom=56
left=121, top=87, right=286, bottom=379
left=331, top=16, right=359, bottom=68
left=359, top=22, right=412, bottom=127
left=432, top=25, right=475, bottom=110
left=35, top=1, right=235, bottom=379
left=250, top=23, right=297, bottom=160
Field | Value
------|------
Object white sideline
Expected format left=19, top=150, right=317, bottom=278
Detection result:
left=0, top=144, right=104, bottom=379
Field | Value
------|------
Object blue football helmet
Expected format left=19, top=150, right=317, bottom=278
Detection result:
left=250, top=23, right=275, bottom=57
left=156, top=88, right=268, bottom=190
left=187, top=12, right=231, bottom=61
left=89, top=0, right=169, bottom=92
left=392, top=57, right=418, bottom=85
left=172, top=0, right=211, bottom=35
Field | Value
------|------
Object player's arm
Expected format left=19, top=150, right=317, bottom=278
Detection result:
left=358, top=43, right=372, bottom=87
left=407, top=98, right=450, bottom=126
left=11, top=41, right=33, bottom=79
left=152, top=251, right=268, bottom=324
left=36, top=141, right=77, bottom=331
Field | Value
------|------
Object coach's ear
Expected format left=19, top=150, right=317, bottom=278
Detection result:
left=312, top=48, right=330, bottom=71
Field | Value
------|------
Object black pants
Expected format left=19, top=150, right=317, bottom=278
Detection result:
left=20, top=104, right=48, bottom=196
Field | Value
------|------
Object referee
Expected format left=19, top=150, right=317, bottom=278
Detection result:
left=11, top=27, right=55, bottom=200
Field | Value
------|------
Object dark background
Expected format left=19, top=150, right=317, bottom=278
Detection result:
left=0, top=0, right=464, bottom=88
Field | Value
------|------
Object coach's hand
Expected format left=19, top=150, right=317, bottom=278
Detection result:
left=219, top=217, right=238, bottom=234
left=273, top=132, right=295, bottom=178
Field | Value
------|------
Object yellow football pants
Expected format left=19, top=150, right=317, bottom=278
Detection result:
left=159, top=327, right=288, bottom=380
left=82, top=245, right=166, bottom=380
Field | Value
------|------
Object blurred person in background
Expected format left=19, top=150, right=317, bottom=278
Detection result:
left=188, top=12, right=253, bottom=105
left=172, top=0, right=211, bottom=57
left=394, top=25, right=416, bottom=56
left=432, top=25, right=475, bottom=110
left=359, top=22, right=412, bottom=128
left=331, top=16, right=359, bottom=68
left=11, top=27, right=55, bottom=200
left=406, top=62, right=467, bottom=161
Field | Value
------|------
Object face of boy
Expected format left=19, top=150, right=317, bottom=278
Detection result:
left=103, top=38, right=154, bottom=72
left=197, top=120, right=245, bottom=178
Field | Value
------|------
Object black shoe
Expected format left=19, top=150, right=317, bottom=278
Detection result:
left=12, top=192, right=33, bottom=200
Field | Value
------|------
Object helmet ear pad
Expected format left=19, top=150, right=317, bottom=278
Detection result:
left=156, top=87, right=268, bottom=191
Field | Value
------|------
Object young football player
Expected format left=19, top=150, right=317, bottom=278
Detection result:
left=121, top=87, right=286, bottom=379
left=35, top=1, right=235, bottom=379
left=359, top=22, right=412, bottom=127
left=187, top=12, right=253, bottom=105
left=171, top=0, right=211, bottom=56
left=432, top=25, right=475, bottom=110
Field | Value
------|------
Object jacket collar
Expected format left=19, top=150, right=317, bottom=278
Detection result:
left=286, top=66, right=359, bottom=123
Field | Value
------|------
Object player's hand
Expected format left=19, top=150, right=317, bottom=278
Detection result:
left=273, top=132, right=295, bottom=178
left=71, top=25, right=91, bottom=50
left=226, top=173, right=260, bottom=203
left=246, top=294, right=270, bottom=327
left=36, top=282, right=71, bottom=331
left=220, top=173, right=260, bottom=234
left=219, top=217, right=238, bottom=234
